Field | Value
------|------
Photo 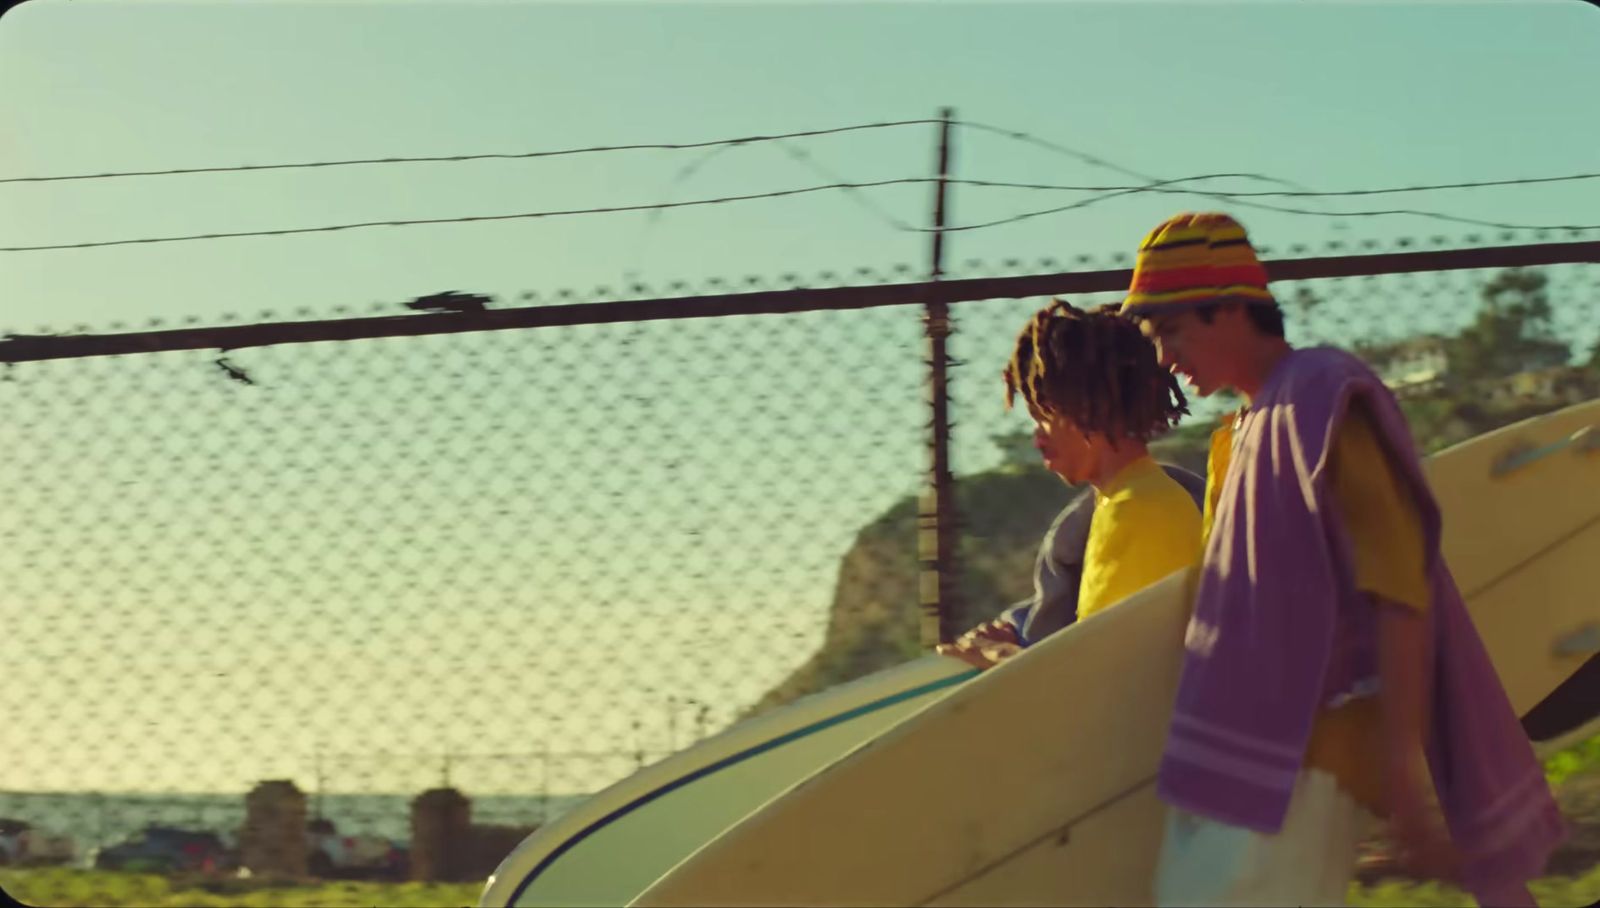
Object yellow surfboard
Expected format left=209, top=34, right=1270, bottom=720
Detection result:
left=631, top=398, right=1600, bottom=908
left=478, top=657, right=974, bottom=907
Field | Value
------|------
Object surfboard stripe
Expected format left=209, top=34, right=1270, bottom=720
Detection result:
left=505, top=668, right=976, bottom=906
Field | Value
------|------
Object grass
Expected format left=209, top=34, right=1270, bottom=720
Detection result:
left=1349, top=862, right=1600, bottom=908
left=0, top=869, right=483, bottom=908
left=1545, top=733, right=1600, bottom=787
left=6, top=748, right=1596, bottom=907
left=4, top=863, right=1598, bottom=908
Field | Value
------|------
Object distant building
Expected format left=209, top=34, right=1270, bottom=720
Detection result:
left=1477, top=365, right=1598, bottom=410
left=1358, top=335, right=1451, bottom=398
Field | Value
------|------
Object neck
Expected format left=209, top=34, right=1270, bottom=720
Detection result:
left=1087, top=440, right=1150, bottom=493
left=1235, top=338, right=1294, bottom=404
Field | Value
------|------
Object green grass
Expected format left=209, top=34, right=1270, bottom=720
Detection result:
left=1545, top=733, right=1600, bottom=787
left=1349, top=861, right=1600, bottom=908
left=5, top=864, right=1598, bottom=908
left=0, top=869, right=483, bottom=908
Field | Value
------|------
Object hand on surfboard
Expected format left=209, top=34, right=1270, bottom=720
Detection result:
left=937, top=620, right=1023, bottom=670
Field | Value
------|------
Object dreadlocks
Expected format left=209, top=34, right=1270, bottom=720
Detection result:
left=1003, top=300, right=1189, bottom=443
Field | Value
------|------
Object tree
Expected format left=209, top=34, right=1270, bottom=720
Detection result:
left=1445, top=269, right=1572, bottom=382
left=991, top=430, right=1038, bottom=472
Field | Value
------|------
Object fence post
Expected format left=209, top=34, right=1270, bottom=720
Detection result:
left=919, top=106, right=960, bottom=648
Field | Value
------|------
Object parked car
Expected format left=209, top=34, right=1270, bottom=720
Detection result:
left=306, top=818, right=407, bottom=880
left=90, top=825, right=233, bottom=874
left=0, top=818, right=75, bottom=866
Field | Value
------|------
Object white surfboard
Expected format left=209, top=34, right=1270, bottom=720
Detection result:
left=477, top=657, right=976, bottom=907
left=630, top=397, right=1600, bottom=908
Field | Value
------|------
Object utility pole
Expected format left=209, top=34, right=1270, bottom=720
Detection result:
left=694, top=702, right=711, bottom=742
left=537, top=747, right=551, bottom=825
left=313, top=742, right=325, bottom=821
left=919, top=106, right=959, bottom=648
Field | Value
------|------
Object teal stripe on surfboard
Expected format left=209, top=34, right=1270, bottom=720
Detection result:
left=504, top=667, right=978, bottom=906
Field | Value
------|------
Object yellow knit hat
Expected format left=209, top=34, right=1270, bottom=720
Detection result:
left=1119, top=212, right=1274, bottom=317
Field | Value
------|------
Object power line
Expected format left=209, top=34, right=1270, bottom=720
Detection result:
left=0, top=170, right=1284, bottom=253
left=948, top=173, right=1600, bottom=199
left=618, top=133, right=915, bottom=286
left=956, top=119, right=1348, bottom=222
left=950, top=121, right=1600, bottom=234
left=9, top=109, right=1594, bottom=211
left=0, top=178, right=935, bottom=253
left=953, top=119, right=1600, bottom=229
left=0, top=119, right=941, bottom=186
left=9, top=140, right=1597, bottom=253
left=934, top=174, right=1283, bottom=233
left=941, top=190, right=1600, bottom=235
left=956, top=120, right=1158, bottom=184
left=766, top=139, right=918, bottom=232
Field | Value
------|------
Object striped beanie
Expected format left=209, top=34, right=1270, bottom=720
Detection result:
left=1119, top=212, right=1274, bottom=317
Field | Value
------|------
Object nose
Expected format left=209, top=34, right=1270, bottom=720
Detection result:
left=1033, top=427, right=1048, bottom=451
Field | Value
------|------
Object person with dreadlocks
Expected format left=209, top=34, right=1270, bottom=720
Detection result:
left=1121, top=212, right=1563, bottom=907
left=938, top=300, right=1205, bottom=671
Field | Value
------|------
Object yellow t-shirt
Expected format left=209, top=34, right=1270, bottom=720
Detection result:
left=1202, top=403, right=1429, bottom=816
left=1077, top=457, right=1204, bottom=621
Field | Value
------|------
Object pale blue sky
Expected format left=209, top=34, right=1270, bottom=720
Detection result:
left=4, top=0, right=1599, bottom=330
left=2, top=0, right=1598, bottom=796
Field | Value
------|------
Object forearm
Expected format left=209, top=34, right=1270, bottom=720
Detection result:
left=1377, top=597, right=1430, bottom=788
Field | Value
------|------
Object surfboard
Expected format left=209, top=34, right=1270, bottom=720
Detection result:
left=630, top=397, right=1600, bottom=908
left=477, top=656, right=976, bottom=907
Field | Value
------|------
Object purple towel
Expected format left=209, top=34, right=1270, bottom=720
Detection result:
left=1156, top=347, right=1566, bottom=891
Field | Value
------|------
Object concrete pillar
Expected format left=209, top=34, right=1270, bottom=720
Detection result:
left=410, top=787, right=471, bottom=882
left=240, top=780, right=308, bottom=878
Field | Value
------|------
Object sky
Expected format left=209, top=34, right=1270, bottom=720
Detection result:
left=2, top=0, right=1599, bottom=799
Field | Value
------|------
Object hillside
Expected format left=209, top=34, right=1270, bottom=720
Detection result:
left=744, top=465, right=1079, bottom=717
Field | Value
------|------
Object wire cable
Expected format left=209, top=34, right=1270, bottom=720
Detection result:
left=0, top=119, right=942, bottom=185
left=928, top=173, right=1322, bottom=233
left=940, top=191, right=1600, bottom=235
left=0, top=178, right=937, bottom=253
left=619, top=136, right=918, bottom=286
left=946, top=174, right=1600, bottom=198
left=950, top=121, right=1600, bottom=234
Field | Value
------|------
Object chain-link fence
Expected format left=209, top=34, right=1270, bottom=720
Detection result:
left=2, top=229, right=1598, bottom=906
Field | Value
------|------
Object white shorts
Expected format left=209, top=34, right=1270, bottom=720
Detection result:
left=1154, top=769, right=1375, bottom=908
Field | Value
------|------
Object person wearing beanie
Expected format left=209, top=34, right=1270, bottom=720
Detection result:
left=939, top=300, right=1204, bottom=670
left=1122, top=212, right=1565, bottom=907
